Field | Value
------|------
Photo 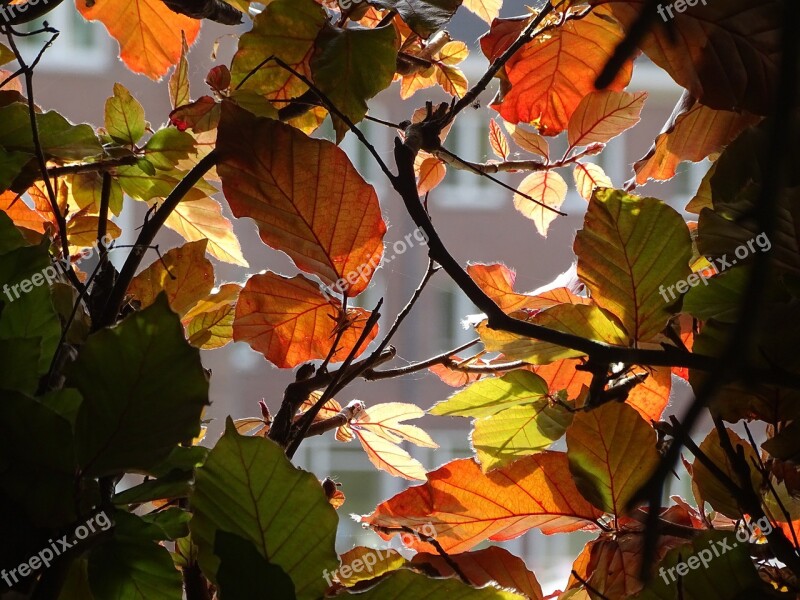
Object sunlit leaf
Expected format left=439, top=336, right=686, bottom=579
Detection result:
left=165, top=196, right=248, bottom=267
left=232, top=271, right=378, bottom=368
left=370, top=0, right=462, bottom=38
left=568, top=90, right=647, bottom=148
left=573, top=163, right=612, bottom=201
left=463, top=0, right=501, bottom=23
left=513, top=171, right=567, bottom=237
left=217, top=104, right=386, bottom=295
left=488, top=119, right=509, bottom=160
left=505, top=122, right=549, bottom=159
left=105, top=83, right=146, bottom=146
left=182, top=283, right=241, bottom=349
left=574, top=189, right=692, bottom=342
left=76, top=0, right=201, bottom=80
left=169, top=33, right=190, bottom=110
left=566, top=402, right=660, bottom=514
left=363, top=453, right=603, bottom=553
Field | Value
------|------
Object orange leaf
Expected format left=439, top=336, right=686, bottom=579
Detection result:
left=479, top=15, right=529, bottom=62
left=505, top=122, right=549, bottom=159
left=217, top=103, right=386, bottom=296
left=532, top=359, right=592, bottom=399
left=513, top=171, right=567, bottom=237
left=428, top=355, right=490, bottom=388
left=463, top=0, right=502, bottom=24
left=468, top=262, right=580, bottom=313
left=492, top=11, right=633, bottom=134
left=633, top=92, right=761, bottom=185
left=567, top=90, right=647, bottom=148
left=566, top=402, right=660, bottom=514
left=362, top=453, right=603, bottom=553
left=413, top=546, right=543, bottom=600
left=76, top=0, right=200, bottom=80
left=625, top=366, right=671, bottom=423
left=415, top=155, right=446, bottom=194
left=573, top=163, right=612, bottom=201
left=0, top=191, right=47, bottom=233
left=128, top=240, right=215, bottom=317
left=232, top=271, right=379, bottom=368
left=488, top=119, right=510, bottom=160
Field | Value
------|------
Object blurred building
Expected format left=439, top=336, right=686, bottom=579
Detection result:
left=22, top=2, right=705, bottom=592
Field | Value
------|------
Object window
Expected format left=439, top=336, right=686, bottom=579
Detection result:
left=16, top=2, right=110, bottom=72
left=437, top=280, right=478, bottom=350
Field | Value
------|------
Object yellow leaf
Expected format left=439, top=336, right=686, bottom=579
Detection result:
left=513, top=171, right=568, bottom=237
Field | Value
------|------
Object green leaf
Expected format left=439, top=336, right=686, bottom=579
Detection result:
left=215, top=531, right=297, bottom=600
left=311, top=24, right=398, bottom=141
left=0, top=240, right=61, bottom=375
left=114, top=470, right=193, bottom=506
left=67, top=295, right=209, bottom=476
left=575, top=188, right=692, bottom=342
left=105, top=82, right=147, bottom=146
left=0, top=42, right=14, bottom=67
left=190, top=418, right=338, bottom=600
left=230, top=0, right=327, bottom=99
left=0, top=103, right=103, bottom=160
left=88, top=536, right=182, bottom=600
left=142, top=128, right=196, bottom=171
left=71, top=171, right=124, bottom=216
left=370, top=0, right=462, bottom=38
left=431, top=371, right=549, bottom=418
left=169, top=33, right=190, bottom=110
left=0, top=389, right=79, bottom=526
left=477, top=304, right=629, bottom=365
left=58, top=559, right=94, bottom=600
left=0, top=209, right=25, bottom=254
left=682, top=266, right=749, bottom=323
left=340, top=570, right=525, bottom=599
left=0, top=147, right=33, bottom=193
left=116, top=164, right=217, bottom=202
left=0, top=337, right=42, bottom=394
left=566, top=402, right=660, bottom=514
left=636, top=531, right=764, bottom=600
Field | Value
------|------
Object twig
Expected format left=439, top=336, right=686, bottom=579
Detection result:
left=364, top=339, right=480, bottom=380
left=97, top=171, right=111, bottom=257
left=319, top=296, right=348, bottom=374
left=45, top=155, right=139, bottom=177
left=570, top=570, right=611, bottom=600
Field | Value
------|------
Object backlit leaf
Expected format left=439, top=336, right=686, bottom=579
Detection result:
left=505, top=123, right=549, bottom=159
left=342, top=570, right=525, bottom=599
left=105, top=83, right=146, bottom=146
left=169, top=33, right=190, bottom=110
left=182, top=283, right=241, bottom=349
left=632, top=92, right=760, bottom=185
left=217, top=104, right=386, bottom=296
left=190, top=419, right=338, bottom=599
left=363, top=453, right=603, bottom=553
left=232, top=271, right=379, bottom=368
left=370, top=0, right=462, bottom=38
left=568, top=90, right=647, bottom=148
left=76, top=0, right=201, bottom=80
left=463, top=0, right=501, bottom=23
left=574, top=189, right=692, bottom=342
left=488, top=119, right=509, bottom=160
left=513, top=171, right=568, bottom=237
left=128, top=240, right=215, bottom=318
left=573, top=163, right=612, bottom=201
left=165, top=196, right=248, bottom=267
left=430, top=370, right=549, bottom=419
left=490, top=10, right=633, bottom=134
left=566, top=402, right=660, bottom=514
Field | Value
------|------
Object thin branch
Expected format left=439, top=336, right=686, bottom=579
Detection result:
left=97, top=171, right=111, bottom=257
left=319, top=296, right=348, bottom=374
left=45, top=155, right=139, bottom=177
left=96, top=150, right=218, bottom=330
left=570, top=570, right=611, bottom=600
left=364, top=338, right=480, bottom=380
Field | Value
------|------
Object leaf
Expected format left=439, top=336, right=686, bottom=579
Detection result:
left=232, top=271, right=379, bottom=368
left=463, top=0, right=502, bottom=23
left=692, top=428, right=759, bottom=519
left=436, top=63, right=468, bottom=97
left=513, top=171, right=568, bottom=237
left=127, top=240, right=214, bottom=317
left=169, top=96, right=220, bottom=133
left=230, top=0, right=327, bottom=100
left=67, top=295, right=209, bottom=476
left=142, top=128, right=197, bottom=171
left=70, top=171, right=124, bottom=216
left=343, top=570, right=524, bottom=599
left=476, top=304, right=629, bottom=365
left=412, top=546, right=543, bottom=600
left=566, top=402, right=660, bottom=514
left=0, top=148, right=34, bottom=194
left=66, top=215, right=122, bottom=249
left=169, top=32, right=190, bottom=109
left=533, top=359, right=593, bottom=399
left=182, top=283, right=241, bottom=349
left=632, top=91, right=760, bottom=185
left=593, top=0, right=781, bottom=115
left=625, top=366, right=671, bottom=423
left=370, top=0, right=463, bottom=38
left=491, top=11, right=633, bottom=134
left=488, top=119, right=509, bottom=160
left=113, top=470, right=193, bottom=505
left=0, top=189, right=47, bottom=232
left=88, top=536, right=183, bottom=600
left=574, top=188, right=692, bottom=342
left=0, top=103, right=103, bottom=160
left=362, top=453, right=603, bottom=553
left=505, top=123, right=549, bottom=159
left=334, top=546, right=406, bottom=586
left=636, top=531, right=764, bottom=600
left=217, top=104, right=386, bottom=295
left=105, top=83, right=146, bottom=146
left=215, top=531, right=297, bottom=600
left=573, top=163, right=612, bottom=201
left=190, top=419, right=339, bottom=599
left=76, top=0, right=201, bottom=80
left=428, top=355, right=489, bottom=388
left=431, top=370, right=549, bottom=418
left=467, top=262, right=584, bottom=313
left=165, top=196, right=248, bottom=267
left=568, top=90, right=647, bottom=148
left=416, top=155, right=446, bottom=194
left=311, top=24, right=398, bottom=141
left=352, top=403, right=437, bottom=480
